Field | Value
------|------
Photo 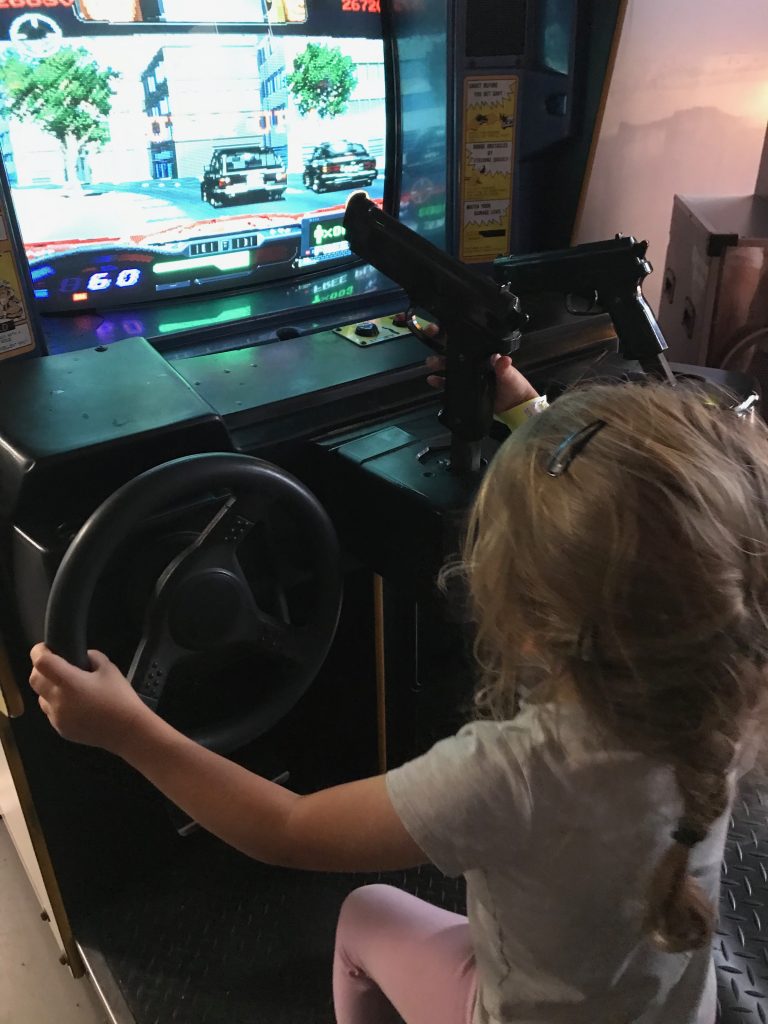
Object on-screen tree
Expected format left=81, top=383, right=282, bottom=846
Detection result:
left=287, top=42, right=357, bottom=119
left=0, top=46, right=119, bottom=186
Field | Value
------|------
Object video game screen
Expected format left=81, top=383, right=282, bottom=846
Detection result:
left=0, top=1, right=387, bottom=312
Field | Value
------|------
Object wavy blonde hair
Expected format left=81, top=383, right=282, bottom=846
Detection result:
left=451, top=382, right=768, bottom=953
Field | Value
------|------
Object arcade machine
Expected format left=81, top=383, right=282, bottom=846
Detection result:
left=0, top=2, right=763, bottom=1022
left=658, top=124, right=768, bottom=387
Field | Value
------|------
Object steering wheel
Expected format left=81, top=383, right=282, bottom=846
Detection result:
left=44, top=453, right=342, bottom=754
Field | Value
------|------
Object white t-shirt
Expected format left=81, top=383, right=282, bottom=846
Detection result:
left=386, top=692, right=726, bottom=1024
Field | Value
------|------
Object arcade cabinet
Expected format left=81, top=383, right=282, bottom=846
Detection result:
left=659, top=124, right=768, bottom=387
left=0, top=3, right=763, bottom=1023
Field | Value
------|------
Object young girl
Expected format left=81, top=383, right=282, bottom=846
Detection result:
left=29, top=359, right=768, bottom=1024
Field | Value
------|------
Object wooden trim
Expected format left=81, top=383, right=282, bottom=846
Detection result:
left=0, top=714, right=84, bottom=977
left=0, top=640, right=25, bottom=719
left=373, top=574, right=387, bottom=774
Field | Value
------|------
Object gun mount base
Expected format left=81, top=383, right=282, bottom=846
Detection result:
left=450, top=438, right=484, bottom=475
left=416, top=437, right=485, bottom=476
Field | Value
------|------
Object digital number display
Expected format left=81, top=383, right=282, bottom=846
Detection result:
left=87, top=268, right=142, bottom=290
left=58, top=268, right=143, bottom=295
left=0, top=1, right=74, bottom=9
left=341, top=0, right=380, bottom=11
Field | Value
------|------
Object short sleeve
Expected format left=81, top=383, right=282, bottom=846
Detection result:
left=385, top=719, right=534, bottom=877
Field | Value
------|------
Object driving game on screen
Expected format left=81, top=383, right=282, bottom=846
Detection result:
left=0, top=0, right=386, bottom=311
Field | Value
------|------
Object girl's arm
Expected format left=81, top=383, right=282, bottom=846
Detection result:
left=29, top=645, right=427, bottom=872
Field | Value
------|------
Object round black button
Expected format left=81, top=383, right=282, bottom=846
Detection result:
left=355, top=321, right=379, bottom=338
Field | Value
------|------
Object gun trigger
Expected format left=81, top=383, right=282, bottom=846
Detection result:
left=405, top=310, right=445, bottom=353
left=566, top=291, right=599, bottom=316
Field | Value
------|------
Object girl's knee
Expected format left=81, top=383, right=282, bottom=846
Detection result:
left=335, top=886, right=401, bottom=979
left=338, top=884, right=399, bottom=930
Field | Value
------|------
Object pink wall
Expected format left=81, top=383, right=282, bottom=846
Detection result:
left=575, top=0, right=768, bottom=309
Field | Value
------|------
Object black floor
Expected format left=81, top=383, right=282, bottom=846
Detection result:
left=79, top=833, right=465, bottom=1024
left=75, top=779, right=768, bottom=1024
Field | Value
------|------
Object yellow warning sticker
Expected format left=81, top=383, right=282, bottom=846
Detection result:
left=464, top=141, right=515, bottom=201
left=461, top=201, right=511, bottom=261
left=0, top=198, right=35, bottom=362
left=0, top=252, right=34, bottom=361
left=460, top=76, right=517, bottom=263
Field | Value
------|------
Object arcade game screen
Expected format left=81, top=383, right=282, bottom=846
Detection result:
left=0, top=0, right=387, bottom=313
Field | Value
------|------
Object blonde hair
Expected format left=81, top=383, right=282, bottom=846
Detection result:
left=453, top=382, right=768, bottom=953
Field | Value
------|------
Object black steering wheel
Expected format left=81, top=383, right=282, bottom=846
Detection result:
left=44, top=453, right=342, bottom=754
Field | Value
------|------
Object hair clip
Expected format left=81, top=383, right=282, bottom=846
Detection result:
left=546, top=420, right=607, bottom=477
left=731, top=393, right=759, bottom=418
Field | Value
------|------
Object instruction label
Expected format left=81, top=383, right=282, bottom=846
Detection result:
left=0, top=195, right=35, bottom=362
left=459, top=76, right=517, bottom=263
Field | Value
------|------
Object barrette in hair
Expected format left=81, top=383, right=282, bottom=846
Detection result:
left=731, top=393, right=759, bottom=418
left=546, top=419, right=607, bottom=478
left=671, top=823, right=707, bottom=848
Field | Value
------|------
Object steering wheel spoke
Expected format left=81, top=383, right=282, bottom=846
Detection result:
left=198, top=495, right=258, bottom=551
left=156, top=497, right=258, bottom=581
left=242, top=605, right=300, bottom=663
left=128, top=635, right=181, bottom=711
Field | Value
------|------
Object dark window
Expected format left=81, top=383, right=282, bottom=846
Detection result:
left=325, top=142, right=367, bottom=157
left=223, top=150, right=280, bottom=171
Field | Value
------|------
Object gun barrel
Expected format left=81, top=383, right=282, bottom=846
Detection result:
left=494, top=237, right=650, bottom=297
left=495, top=237, right=669, bottom=367
left=343, top=192, right=524, bottom=348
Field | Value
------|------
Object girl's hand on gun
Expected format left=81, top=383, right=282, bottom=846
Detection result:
left=29, top=645, right=150, bottom=755
left=422, top=323, right=538, bottom=414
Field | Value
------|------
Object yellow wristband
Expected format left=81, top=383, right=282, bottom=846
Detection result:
left=495, top=395, right=549, bottom=431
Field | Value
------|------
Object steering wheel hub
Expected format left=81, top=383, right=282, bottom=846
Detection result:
left=167, top=570, right=242, bottom=651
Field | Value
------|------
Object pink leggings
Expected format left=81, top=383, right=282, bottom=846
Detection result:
left=333, top=884, right=477, bottom=1024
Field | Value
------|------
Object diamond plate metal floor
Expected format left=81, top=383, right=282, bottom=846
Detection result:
left=78, top=832, right=464, bottom=1024
left=715, top=782, right=768, bottom=1023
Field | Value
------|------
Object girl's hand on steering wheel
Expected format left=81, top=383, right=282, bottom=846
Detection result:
left=29, top=645, right=150, bottom=755
left=422, top=324, right=539, bottom=414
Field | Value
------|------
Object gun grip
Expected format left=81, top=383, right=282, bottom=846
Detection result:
left=605, top=292, right=669, bottom=365
left=440, top=351, right=496, bottom=442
